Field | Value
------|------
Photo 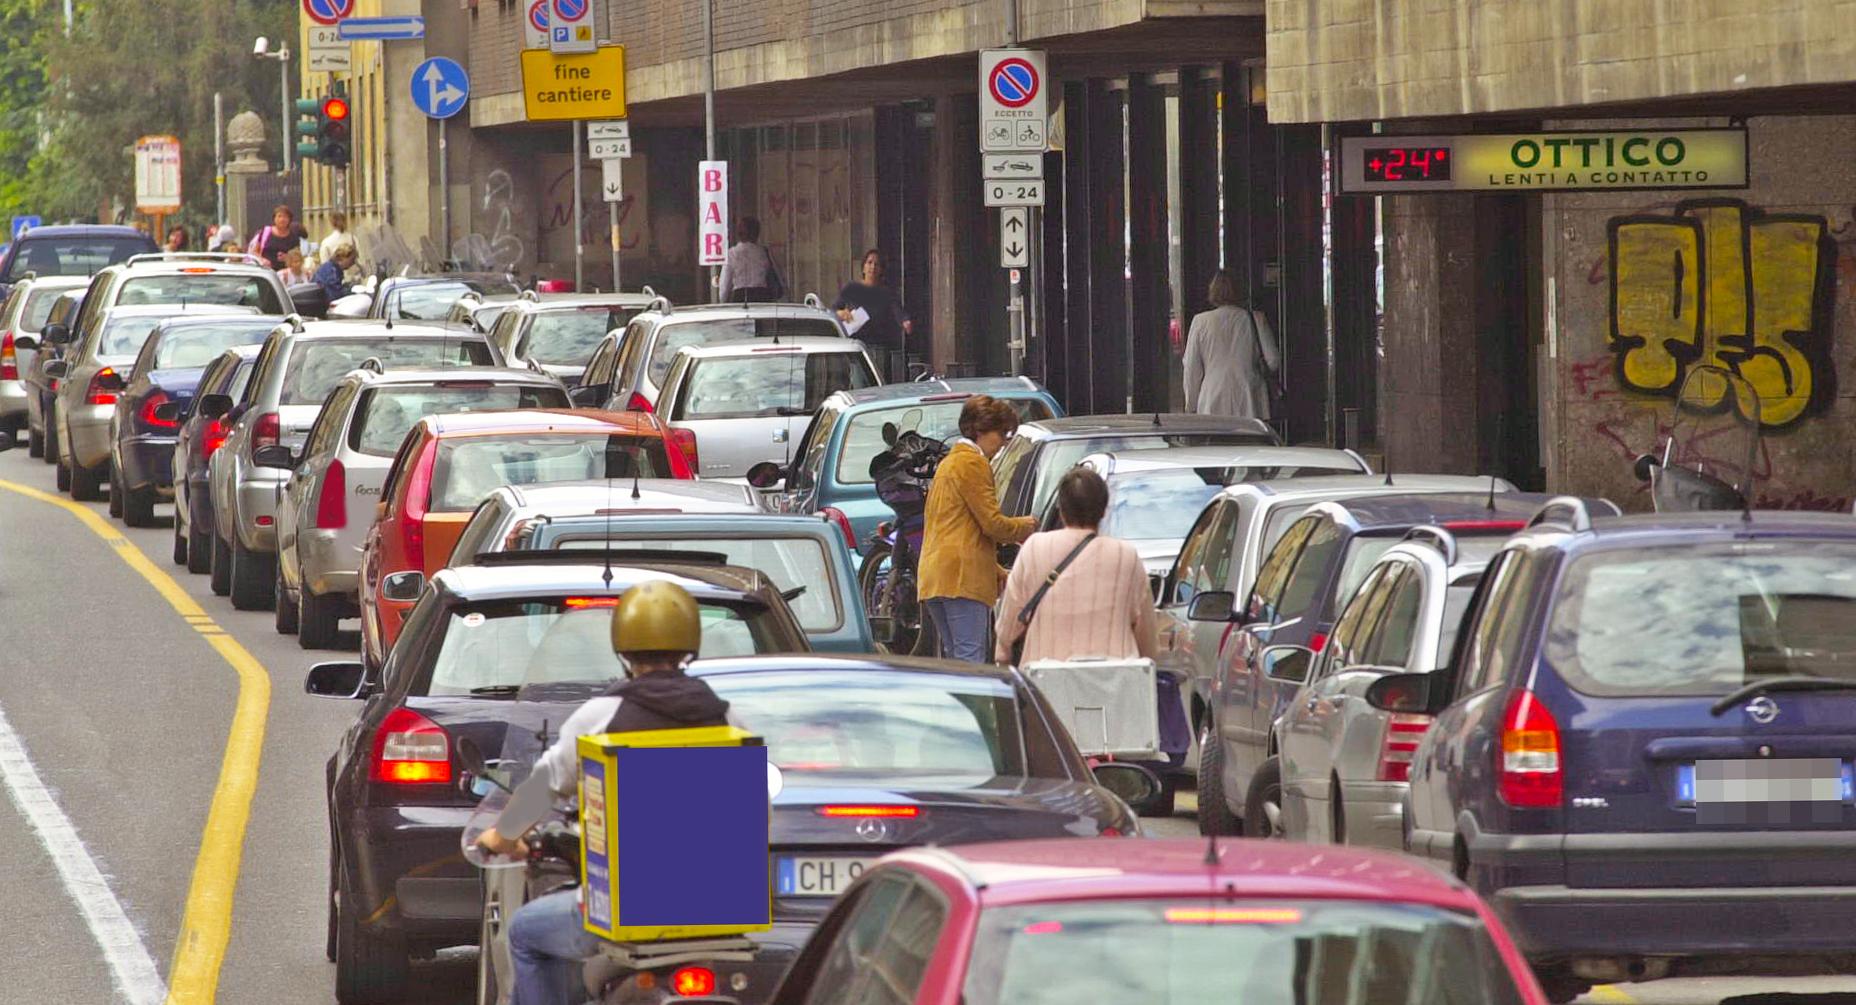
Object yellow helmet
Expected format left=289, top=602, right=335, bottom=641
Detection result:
left=610, top=580, right=702, bottom=657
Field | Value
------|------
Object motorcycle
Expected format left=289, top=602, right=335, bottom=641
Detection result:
left=859, top=416, right=947, bottom=656
left=1634, top=364, right=1763, bottom=513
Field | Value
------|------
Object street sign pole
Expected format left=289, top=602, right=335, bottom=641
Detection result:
left=979, top=49, right=1048, bottom=376
left=610, top=198, right=620, bottom=293
left=438, top=116, right=449, bottom=263
left=573, top=119, right=584, bottom=291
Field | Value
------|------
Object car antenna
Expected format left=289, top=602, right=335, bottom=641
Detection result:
left=1204, top=830, right=1220, bottom=866
left=1152, top=412, right=1162, bottom=427
left=1384, top=468, right=1395, bottom=486
left=1486, top=473, right=1498, bottom=511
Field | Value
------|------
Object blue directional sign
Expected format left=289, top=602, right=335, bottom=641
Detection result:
left=10, top=216, right=40, bottom=239
left=336, top=15, right=425, bottom=40
left=411, top=57, right=469, bottom=120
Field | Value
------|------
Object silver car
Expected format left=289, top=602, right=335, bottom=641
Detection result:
left=485, top=291, right=653, bottom=386
left=21, top=286, right=86, bottom=461
left=0, top=275, right=88, bottom=443
left=1276, top=528, right=1490, bottom=850
left=272, top=364, right=570, bottom=647
left=448, top=478, right=764, bottom=566
left=49, top=303, right=257, bottom=501
left=203, top=318, right=499, bottom=610
left=655, top=337, right=880, bottom=480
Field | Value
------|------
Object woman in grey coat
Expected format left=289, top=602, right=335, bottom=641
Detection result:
left=1183, top=268, right=1281, bottom=420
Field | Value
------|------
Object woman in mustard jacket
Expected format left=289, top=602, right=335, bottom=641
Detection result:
left=917, top=396, right=1038, bottom=662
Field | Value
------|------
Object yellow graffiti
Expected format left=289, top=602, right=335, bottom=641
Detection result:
left=1609, top=200, right=1833, bottom=428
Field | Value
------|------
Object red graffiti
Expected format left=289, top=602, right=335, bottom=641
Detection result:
left=1753, top=488, right=1853, bottom=512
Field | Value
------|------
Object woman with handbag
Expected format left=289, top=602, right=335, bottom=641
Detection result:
left=994, top=467, right=1156, bottom=667
left=1182, top=267, right=1281, bottom=421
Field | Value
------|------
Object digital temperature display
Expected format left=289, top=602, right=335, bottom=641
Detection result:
left=1362, top=146, right=1452, bottom=183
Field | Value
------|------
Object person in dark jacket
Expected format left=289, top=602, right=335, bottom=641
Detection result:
left=313, top=239, right=358, bottom=301
left=832, top=248, right=911, bottom=381
left=477, top=581, right=737, bottom=1005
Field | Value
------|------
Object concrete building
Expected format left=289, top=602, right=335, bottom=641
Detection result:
left=1269, top=1, right=1856, bottom=507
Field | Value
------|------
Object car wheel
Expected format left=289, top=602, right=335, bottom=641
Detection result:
left=1244, top=757, right=1285, bottom=839
left=1194, top=719, right=1243, bottom=836
left=230, top=535, right=275, bottom=611
left=1533, top=966, right=1591, bottom=1005
left=41, top=411, right=57, bottom=465
left=334, top=861, right=411, bottom=1004
left=123, top=483, right=156, bottom=528
left=326, top=845, right=340, bottom=963
left=476, top=882, right=500, bottom=1005
left=1134, top=773, right=1178, bottom=818
left=69, top=451, right=101, bottom=502
left=1330, top=777, right=1347, bottom=845
left=171, top=521, right=188, bottom=565
left=300, top=587, right=342, bottom=650
left=107, top=463, right=124, bottom=517
left=210, top=532, right=233, bottom=596
left=26, top=423, right=42, bottom=458
left=54, top=451, right=70, bottom=491
left=274, top=563, right=300, bottom=634
left=188, top=521, right=214, bottom=575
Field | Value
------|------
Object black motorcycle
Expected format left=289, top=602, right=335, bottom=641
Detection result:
left=859, top=422, right=947, bottom=655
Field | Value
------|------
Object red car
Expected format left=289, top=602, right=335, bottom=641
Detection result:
left=766, top=838, right=1549, bottom=1005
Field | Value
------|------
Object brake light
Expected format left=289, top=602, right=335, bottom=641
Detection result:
left=1023, top=921, right=1063, bottom=935
left=316, top=458, right=347, bottom=529
left=405, top=519, right=425, bottom=573
left=1440, top=519, right=1527, bottom=533
left=670, top=967, right=715, bottom=997
left=203, top=418, right=230, bottom=456
left=140, top=390, right=177, bottom=430
left=0, top=331, right=15, bottom=380
left=253, top=410, right=281, bottom=449
left=820, top=507, right=856, bottom=551
left=1164, top=907, right=1303, bottom=925
left=669, top=426, right=698, bottom=471
left=1498, top=689, right=1563, bottom=808
left=1376, top=713, right=1431, bottom=782
left=625, top=391, right=654, bottom=413
left=86, top=367, right=120, bottom=406
left=369, top=706, right=451, bottom=784
left=403, top=441, right=435, bottom=570
left=563, top=596, right=621, bottom=608
left=817, top=805, right=919, bottom=818
left=1100, top=826, right=1124, bottom=837
left=1308, top=632, right=1329, bottom=654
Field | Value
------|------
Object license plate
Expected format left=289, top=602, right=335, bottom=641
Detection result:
left=1678, top=759, right=1853, bottom=823
left=775, top=856, right=875, bottom=897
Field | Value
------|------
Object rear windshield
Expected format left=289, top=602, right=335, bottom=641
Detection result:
left=650, top=317, right=843, bottom=383
left=1332, top=534, right=1507, bottom=620
left=349, top=384, right=569, bottom=456
left=522, top=308, right=638, bottom=365
left=675, top=352, right=876, bottom=420
left=838, top=398, right=1054, bottom=486
left=389, top=281, right=519, bottom=320
left=1026, top=433, right=1277, bottom=520
left=1437, top=576, right=1482, bottom=665
left=552, top=534, right=841, bottom=631
left=707, top=670, right=1026, bottom=777
left=282, top=338, right=493, bottom=404
left=96, top=315, right=168, bottom=358
left=431, top=433, right=673, bottom=510
left=2, top=237, right=149, bottom=281
left=151, top=321, right=274, bottom=369
left=962, top=899, right=1525, bottom=1005
left=116, top=274, right=285, bottom=312
left=421, top=597, right=780, bottom=695
left=20, top=285, right=76, bottom=331
left=1546, top=542, right=1856, bottom=696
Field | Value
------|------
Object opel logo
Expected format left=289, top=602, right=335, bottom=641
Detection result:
left=1746, top=695, right=1780, bottom=725
left=855, top=818, right=889, bottom=843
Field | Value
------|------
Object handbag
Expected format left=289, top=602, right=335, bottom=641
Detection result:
left=1248, top=308, right=1285, bottom=424
left=1008, top=533, right=1096, bottom=666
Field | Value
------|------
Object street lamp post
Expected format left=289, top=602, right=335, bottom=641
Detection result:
left=254, top=37, right=292, bottom=174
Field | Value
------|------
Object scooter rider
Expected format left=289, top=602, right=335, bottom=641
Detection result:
left=477, top=580, right=736, bottom=1005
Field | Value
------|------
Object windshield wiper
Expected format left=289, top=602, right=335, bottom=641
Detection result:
left=1709, top=675, right=1856, bottom=716
left=781, top=585, right=807, bottom=602
left=469, top=684, right=522, bottom=697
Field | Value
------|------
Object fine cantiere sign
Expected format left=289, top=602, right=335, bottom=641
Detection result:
left=1337, top=128, right=1748, bottom=194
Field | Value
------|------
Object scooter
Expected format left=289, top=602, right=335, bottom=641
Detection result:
left=1633, top=364, right=1763, bottom=513
left=859, top=421, right=947, bottom=656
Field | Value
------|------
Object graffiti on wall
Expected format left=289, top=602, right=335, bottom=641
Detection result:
left=1608, top=198, right=1837, bottom=429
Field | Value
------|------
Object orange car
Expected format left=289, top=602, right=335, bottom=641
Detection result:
left=358, top=408, right=693, bottom=670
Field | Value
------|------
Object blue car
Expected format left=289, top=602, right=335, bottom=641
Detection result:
left=758, top=377, right=1062, bottom=558
left=1369, top=500, right=1856, bottom=1001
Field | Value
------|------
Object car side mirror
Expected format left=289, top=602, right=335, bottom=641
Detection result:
left=567, top=383, right=602, bottom=407
left=1262, top=645, right=1314, bottom=683
left=95, top=369, right=126, bottom=392
left=11, top=334, right=37, bottom=352
left=252, top=444, right=296, bottom=469
left=1149, top=573, right=1165, bottom=603
left=304, top=661, right=368, bottom=699
left=196, top=393, right=233, bottom=420
left=151, top=400, right=183, bottom=423
left=1091, top=762, right=1162, bottom=810
left=42, top=359, right=68, bottom=379
left=1364, top=672, right=1443, bottom=715
left=382, top=570, right=425, bottom=603
left=287, top=282, right=330, bottom=319
left=868, top=616, right=899, bottom=646
left=881, top=421, right=899, bottom=447
left=1186, top=590, right=1238, bottom=623
left=40, top=322, right=69, bottom=345
left=1632, top=453, right=1660, bottom=482
left=745, top=461, right=785, bottom=489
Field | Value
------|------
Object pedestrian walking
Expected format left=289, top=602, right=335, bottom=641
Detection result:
left=917, top=396, right=1036, bottom=663
left=249, top=204, right=304, bottom=271
left=164, top=226, right=187, bottom=253
left=1183, top=267, right=1281, bottom=421
left=832, top=249, right=912, bottom=381
left=318, top=211, right=357, bottom=276
left=994, top=466, right=1157, bottom=666
left=717, top=216, right=783, bottom=303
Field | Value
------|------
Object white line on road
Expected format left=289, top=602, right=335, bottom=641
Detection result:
left=0, top=701, right=166, bottom=1004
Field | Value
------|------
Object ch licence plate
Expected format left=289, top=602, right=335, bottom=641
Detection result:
left=776, top=856, right=876, bottom=897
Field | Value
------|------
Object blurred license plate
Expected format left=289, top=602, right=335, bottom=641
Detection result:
left=1678, top=758, right=1851, bottom=808
left=776, top=856, right=875, bottom=897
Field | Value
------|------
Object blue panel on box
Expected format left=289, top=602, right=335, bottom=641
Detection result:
left=614, top=745, right=769, bottom=926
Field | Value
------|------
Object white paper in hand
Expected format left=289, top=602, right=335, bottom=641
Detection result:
left=844, top=306, right=871, bottom=335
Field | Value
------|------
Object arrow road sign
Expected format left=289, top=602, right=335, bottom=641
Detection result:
left=338, top=15, right=425, bottom=40
left=984, top=180, right=1045, bottom=207
left=411, top=57, right=469, bottom=119
left=602, top=158, right=624, bottom=202
left=983, top=154, right=1042, bottom=180
left=303, top=0, right=354, bottom=26
left=11, top=216, right=40, bottom=239
left=999, top=208, right=1029, bottom=268
left=588, top=137, right=631, bottom=159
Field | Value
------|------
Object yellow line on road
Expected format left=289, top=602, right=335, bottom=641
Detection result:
left=0, top=479, right=271, bottom=1004
left=1587, top=986, right=1636, bottom=1003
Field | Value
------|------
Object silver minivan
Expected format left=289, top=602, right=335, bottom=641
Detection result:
left=574, top=297, right=847, bottom=413
left=203, top=319, right=498, bottom=610
left=0, top=275, right=88, bottom=443
left=271, top=364, right=568, bottom=647
left=655, top=338, right=879, bottom=480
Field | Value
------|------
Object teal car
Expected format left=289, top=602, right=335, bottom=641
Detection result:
left=754, top=378, right=1063, bottom=559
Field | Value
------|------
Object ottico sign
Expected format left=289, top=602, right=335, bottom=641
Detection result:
left=1337, top=128, right=1747, bottom=194
left=520, top=45, right=626, bottom=121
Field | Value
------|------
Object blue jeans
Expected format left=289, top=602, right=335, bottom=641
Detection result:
left=508, top=888, right=600, bottom=1005
left=924, top=597, right=991, bottom=663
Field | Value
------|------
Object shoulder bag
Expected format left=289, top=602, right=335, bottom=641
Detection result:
left=1008, top=533, right=1096, bottom=666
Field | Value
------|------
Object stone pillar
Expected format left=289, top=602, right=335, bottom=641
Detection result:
left=1378, top=192, right=1482, bottom=474
left=222, top=111, right=270, bottom=239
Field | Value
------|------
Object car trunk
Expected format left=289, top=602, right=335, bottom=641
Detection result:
left=679, top=414, right=807, bottom=480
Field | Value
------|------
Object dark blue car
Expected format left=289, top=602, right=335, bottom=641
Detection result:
left=172, top=345, right=262, bottom=576
left=1371, top=500, right=1856, bottom=1001
left=109, top=314, right=279, bottom=527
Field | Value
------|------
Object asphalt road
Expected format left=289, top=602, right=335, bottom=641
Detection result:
left=0, top=439, right=1852, bottom=1004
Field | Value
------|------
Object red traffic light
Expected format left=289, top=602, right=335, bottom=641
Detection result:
left=322, top=97, right=350, bottom=121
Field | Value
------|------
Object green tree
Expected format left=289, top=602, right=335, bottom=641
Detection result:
left=0, top=0, right=52, bottom=219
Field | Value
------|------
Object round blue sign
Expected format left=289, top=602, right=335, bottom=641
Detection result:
left=410, top=57, right=470, bottom=120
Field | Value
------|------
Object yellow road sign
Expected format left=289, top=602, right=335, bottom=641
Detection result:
left=521, top=45, right=626, bottom=121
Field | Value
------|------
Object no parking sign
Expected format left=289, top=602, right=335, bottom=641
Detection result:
left=549, top=0, right=596, bottom=53
left=979, top=49, right=1048, bottom=152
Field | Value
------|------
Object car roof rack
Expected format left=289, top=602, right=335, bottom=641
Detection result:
left=125, top=251, right=266, bottom=268
left=518, top=289, right=540, bottom=302
left=1527, top=496, right=1597, bottom=533
left=471, top=547, right=730, bottom=567
left=803, top=292, right=823, bottom=310
left=646, top=293, right=673, bottom=315
left=1400, top=524, right=1459, bottom=566
left=282, top=313, right=307, bottom=333
left=357, top=356, right=386, bottom=374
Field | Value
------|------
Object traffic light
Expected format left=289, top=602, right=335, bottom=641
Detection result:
left=318, top=90, right=351, bottom=169
left=294, top=98, right=322, bottom=163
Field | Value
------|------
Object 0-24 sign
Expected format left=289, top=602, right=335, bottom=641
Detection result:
left=984, top=180, right=1044, bottom=207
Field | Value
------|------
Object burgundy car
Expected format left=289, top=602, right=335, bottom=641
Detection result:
left=767, top=837, right=1548, bottom=1005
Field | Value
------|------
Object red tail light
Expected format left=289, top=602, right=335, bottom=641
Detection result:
left=625, top=391, right=654, bottom=413
left=405, top=520, right=425, bottom=573
left=1440, top=519, right=1527, bottom=533
left=1308, top=632, right=1329, bottom=654
left=1164, top=907, right=1304, bottom=925
left=203, top=418, right=230, bottom=457
left=1, top=331, right=16, bottom=381
left=403, top=441, right=435, bottom=571
left=316, top=458, right=347, bottom=529
left=369, top=706, right=451, bottom=784
left=817, top=805, right=919, bottom=818
left=670, top=967, right=715, bottom=997
left=1023, top=921, right=1064, bottom=935
left=669, top=426, right=698, bottom=472
left=86, top=367, right=121, bottom=406
left=1498, top=689, right=1563, bottom=808
left=139, top=390, right=178, bottom=430
left=1375, top=713, right=1431, bottom=782
left=820, top=507, right=856, bottom=551
left=253, top=410, right=281, bottom=449
left=563, top=596, right=621, bottom=608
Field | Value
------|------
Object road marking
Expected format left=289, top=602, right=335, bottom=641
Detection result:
left=1588, top=986, right=1636, bottom=1003
left=0, top=480, right=272, bottom=1005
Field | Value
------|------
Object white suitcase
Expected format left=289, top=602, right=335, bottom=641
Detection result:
left=1022, top=657, right=1161, bottom=759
